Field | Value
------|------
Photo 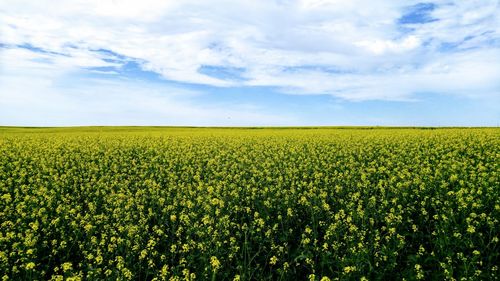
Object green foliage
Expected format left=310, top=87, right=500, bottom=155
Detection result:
left=0, top=128, right=498, bottom=280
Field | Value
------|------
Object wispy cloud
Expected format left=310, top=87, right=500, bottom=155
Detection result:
left=2, top=0, right=499, bottom=98
left=0, top=0, right=499, bottom=125
left=0, top=47, right=294, bottom=126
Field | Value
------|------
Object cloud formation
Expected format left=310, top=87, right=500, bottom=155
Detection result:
left=2, top=0, right=500, bottom=101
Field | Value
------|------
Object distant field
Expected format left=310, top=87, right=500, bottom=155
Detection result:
left=1, top=127, right=498, bottom=280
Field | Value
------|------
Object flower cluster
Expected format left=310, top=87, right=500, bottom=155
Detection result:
left=0, top=127, right=498, bottom=280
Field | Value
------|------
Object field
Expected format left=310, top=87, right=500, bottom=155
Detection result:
left=0, top=127, right=499, bottom=280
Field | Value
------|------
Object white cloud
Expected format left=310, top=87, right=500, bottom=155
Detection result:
left=355, top=36, right=421, bottom=55
left=1, top=0, right=499, bottom=102
left=0, top=47, right=294, bottom=126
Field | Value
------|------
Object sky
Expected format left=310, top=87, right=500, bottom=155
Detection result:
left=1, top=0, right=499, bottom=126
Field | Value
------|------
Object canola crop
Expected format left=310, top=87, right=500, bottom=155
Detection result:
left=0, top=127, right=499, bottom=280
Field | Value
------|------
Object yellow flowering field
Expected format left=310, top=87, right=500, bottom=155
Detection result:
left=0, top=127, right=498, bottom=280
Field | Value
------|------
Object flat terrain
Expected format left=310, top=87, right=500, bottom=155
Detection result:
left=0, top=127, right=499, bottom=280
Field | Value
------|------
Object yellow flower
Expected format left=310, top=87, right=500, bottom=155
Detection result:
left=140, top=249, right=148, bottom=260
left=96, top=255, right=103, bottom=264
left=62, top=262, right=73, bottom=272
left=467, top=225, right=476, bottom=233
left=415, top=264, right=424, bottom=280
left=25, top=262, right=35, bottom=270
left=84, top=224, right=93, bottom=232
left=160, top=265, right=169, bottom=278
left=343, top=266, right=356, bottom=273
left=269, top=256, right=278, bottom=265
left=305, top=227, right=312, bottom=234
left=210, top=256, right=221, bottom=271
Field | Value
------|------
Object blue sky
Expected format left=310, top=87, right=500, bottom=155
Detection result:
left=1, top=0, right=499, bottom=126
